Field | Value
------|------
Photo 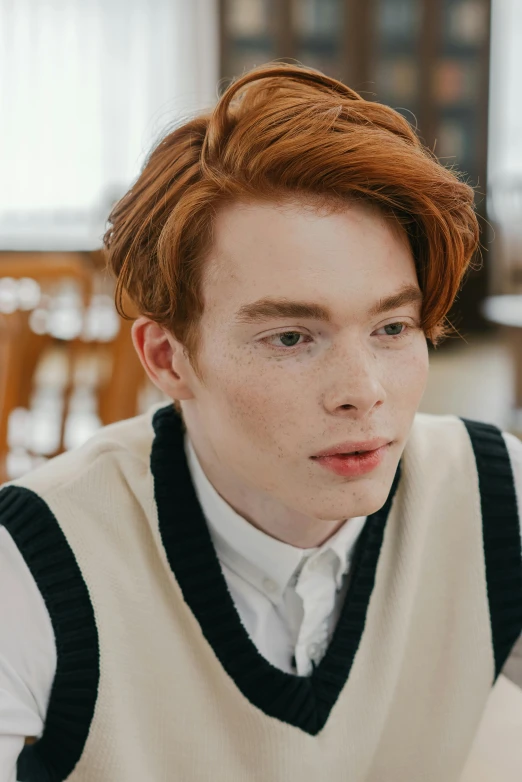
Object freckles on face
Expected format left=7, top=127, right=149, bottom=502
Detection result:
left=391, top=337, right=430, bottom=401
left=203, top=335, right=427, bottom=476
left=203, top=343, right=303, bottom=458
left=190, top=199, right=429, bottom=515
left=208, top=204, right=422, bottom=385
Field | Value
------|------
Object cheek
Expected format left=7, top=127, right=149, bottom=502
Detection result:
left=390, top=341, right=429, bottom=399
left=211, top=358, right=304, bottom=448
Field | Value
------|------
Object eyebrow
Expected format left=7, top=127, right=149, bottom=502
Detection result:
left=233, top=284, right=424, bottom=325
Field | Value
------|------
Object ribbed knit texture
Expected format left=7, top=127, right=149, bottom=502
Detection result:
left=0, top=486, right=99, bottom=782
left=461, top=418, right=522, bottom=678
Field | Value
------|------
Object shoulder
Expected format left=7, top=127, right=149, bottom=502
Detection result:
left=406, top=413, right=521, bottom=500
left=406, top=412, right=477, bottom=467
left=0, top=401, right=173, bottom=576
left=410, top=411, right=521, bottom=461
left=0, top=401, right=171, bottom=508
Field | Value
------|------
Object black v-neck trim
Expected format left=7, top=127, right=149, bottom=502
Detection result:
left=151, top=403, right=402, bottom=735
left=460, top=418, right=522, bottom=679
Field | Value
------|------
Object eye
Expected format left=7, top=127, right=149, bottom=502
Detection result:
left=260, top=322, right=413, bottom=351
left=262, top=331, right=310, bottom=349
left=376, top=322, right=410, bottom=339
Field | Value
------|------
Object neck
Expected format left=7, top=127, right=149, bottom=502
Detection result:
left=189, top=437, right=348, bottom=550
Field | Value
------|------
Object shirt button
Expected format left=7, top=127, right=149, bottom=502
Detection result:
left=262, top=577, right=278, bottom=595
left=308, top=642, right=320, bottom=658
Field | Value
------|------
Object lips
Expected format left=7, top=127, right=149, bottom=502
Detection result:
left=311, top=438, right=391, bottom=459
left=312, top=444, right=390, bottom=477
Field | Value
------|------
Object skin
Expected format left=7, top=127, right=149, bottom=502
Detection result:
left=132, top=198, right=430, bottom=549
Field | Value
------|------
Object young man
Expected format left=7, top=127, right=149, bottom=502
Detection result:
left=1, top=63, right=521, bottom=782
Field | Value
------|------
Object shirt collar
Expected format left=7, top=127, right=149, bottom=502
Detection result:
left=184, top=433, right=367, bottom=602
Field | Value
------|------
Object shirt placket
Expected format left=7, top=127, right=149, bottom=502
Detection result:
left=293, top=549, right=340, bottom=676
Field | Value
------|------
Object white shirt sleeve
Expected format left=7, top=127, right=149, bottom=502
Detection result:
left=0, top=526, right=57, bottom=781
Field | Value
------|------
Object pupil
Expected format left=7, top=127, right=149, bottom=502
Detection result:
left=387, top=323, right=402, bottom=335
left=280, top=332, right=300, bottom=347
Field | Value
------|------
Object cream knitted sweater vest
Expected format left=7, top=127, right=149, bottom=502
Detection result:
left=1, top=403, right=521, bottom=782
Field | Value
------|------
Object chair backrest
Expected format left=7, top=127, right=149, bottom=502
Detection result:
left=0, top=252, right=94, bottom=303
left=0, top=252, right=147, bottom=484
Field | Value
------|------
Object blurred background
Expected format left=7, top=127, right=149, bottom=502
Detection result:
left=0, top=0, right=521, bottom=489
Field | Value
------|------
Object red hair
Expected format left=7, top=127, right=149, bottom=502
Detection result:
left=104, top=62, right=479, bottom=376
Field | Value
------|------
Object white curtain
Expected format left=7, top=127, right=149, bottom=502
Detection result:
left=487, top=0, right=522, bottom=293
left=0, top=0, right=219, bottom=249
left=487, top=0, right=522, bottom=209
left=488, top=0, right=522, bottom=183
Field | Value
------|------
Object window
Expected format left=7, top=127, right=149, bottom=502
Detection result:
left=0, top=0, right=218, bottom=249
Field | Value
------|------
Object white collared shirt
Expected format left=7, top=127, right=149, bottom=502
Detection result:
left=185, top=434, right=367, bottom=675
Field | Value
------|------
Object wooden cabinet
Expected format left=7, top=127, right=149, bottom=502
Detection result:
left=219, top=0, right=492, bottom=334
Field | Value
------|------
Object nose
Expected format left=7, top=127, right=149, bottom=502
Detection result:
left=321, top=343, right=386, bottom=417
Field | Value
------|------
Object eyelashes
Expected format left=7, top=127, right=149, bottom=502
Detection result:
left=261, top=322, right=412, bottom=351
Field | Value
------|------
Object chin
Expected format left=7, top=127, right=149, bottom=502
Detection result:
left=306, top=477, right=392, bottom=521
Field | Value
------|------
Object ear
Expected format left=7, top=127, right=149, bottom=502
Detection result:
left=131, top=317, right=195, bottom=401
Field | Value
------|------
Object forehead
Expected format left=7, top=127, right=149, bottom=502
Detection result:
left=202, top=199, right=416, bottom=318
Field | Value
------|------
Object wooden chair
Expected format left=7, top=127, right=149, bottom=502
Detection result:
left=0, top=252, right=94, bottom=405
left=79, top=249, right=148, bottom=426
left=0, top=252, right=94, bottom=305
left=0, top=254, right=92, bottom=480
left=0, top=252, right=147, bottom=484
left=97, top=313, right=147, bottom=426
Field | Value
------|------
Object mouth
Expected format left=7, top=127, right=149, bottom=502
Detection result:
left=311, top=438, right=392, bottom=459
left=310, top=443, right=391, bottom=478
left=321, top=449, right=366, bottom=456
